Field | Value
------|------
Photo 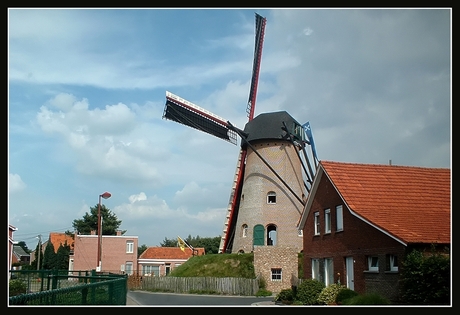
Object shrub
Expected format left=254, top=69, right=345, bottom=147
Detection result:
left=275, top=288, right=294, bottom=304
left=400, top=248, right=450, bottom=305
left=342, top=293, right=390, bottom=305
left=318, top=283, right=346, bottom=305
left=9, top=279, right=27, bottom=296
left=335, top=287, right=358, bottom=304
left=295, top=279, right=325, bottom=305
left=255, top=288, right=272, bottom=297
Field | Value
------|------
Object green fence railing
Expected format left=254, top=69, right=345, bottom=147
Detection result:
left=9, top=269, right=127, bottom=306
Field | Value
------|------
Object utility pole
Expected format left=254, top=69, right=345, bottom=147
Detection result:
left=36, top=234, right=42, bottom=271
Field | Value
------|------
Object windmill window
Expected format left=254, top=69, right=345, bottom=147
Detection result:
left=267, top=224, right=277, bottom=246
left=242, top=224, right=248, bottom=237
left=267, top=192, right=276, bottom=204
left=271, top=268, right=282, bottom=281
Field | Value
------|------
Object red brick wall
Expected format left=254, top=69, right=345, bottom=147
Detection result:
left=302, top=174, right=405, bottom=301
left=73, top=234, right=138, bottom=273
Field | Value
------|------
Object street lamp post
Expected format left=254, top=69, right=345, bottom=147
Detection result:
left=97, top=191, right=111, bottom=271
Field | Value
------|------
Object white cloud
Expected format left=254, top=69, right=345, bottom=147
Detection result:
left=8, top=173, right=26, bottom=194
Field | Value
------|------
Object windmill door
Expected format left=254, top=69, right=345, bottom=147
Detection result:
left=253, top=224, right=265, bottom=246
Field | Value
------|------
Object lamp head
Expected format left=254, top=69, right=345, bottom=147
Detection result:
left=100, top=192, right=111, bottom=199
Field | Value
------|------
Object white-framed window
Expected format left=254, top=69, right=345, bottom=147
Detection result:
left=324, top=209, right=331, bottom=233
left=324, top=258, right=334, bottom=286
left=387, top=254, right=399, bottom=272
left=125, top=261, right=133, bottom=275
left=314, top=212, right=320, bottom=235
left=311, top=259, right=320, bottom=280
left=297, top=229, right=303, bottom=237
left=242, top=224, right=248, bottom=237
left=367, top=256, right=379, bottom=272
left=126, top=240, right=134, bottom=253
left=271, top=268, right=282, bottom=281
left=267, top=191, right=276, bottom=204
left=336, top=205, right=343, bottom=231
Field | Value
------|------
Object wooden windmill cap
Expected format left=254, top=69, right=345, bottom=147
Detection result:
left=242, top=111, right=302, bottom=144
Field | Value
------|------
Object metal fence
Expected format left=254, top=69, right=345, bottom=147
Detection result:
left=129, top=275, right=260, bottom=296
left=9, top=269, right=127, bottom=306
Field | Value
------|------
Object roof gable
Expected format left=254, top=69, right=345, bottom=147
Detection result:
left=317, top=161, right=451, bottom=244
left=49, top=232, right=75, bottom=252
left=139, top=247, right=205, bottom=260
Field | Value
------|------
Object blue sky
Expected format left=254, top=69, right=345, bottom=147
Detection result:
left=8, top=8, right=451, bottom=250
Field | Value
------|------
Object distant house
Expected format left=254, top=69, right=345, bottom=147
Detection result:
left=12, top=245, right=31, bottom=266
left=71, top=230, right=138, bottom=275
left=45, top=232, right=75, bottom=254
left=138, top=246, right=205, bottom=277
left=298, top=161, right=451, bottom=303
left=8, top=224, right=18, bottom=273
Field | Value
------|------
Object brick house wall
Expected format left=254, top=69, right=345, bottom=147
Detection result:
left=254, top=246, right=298, bottom=294
left=302, top=173, right=406, bottom=302
left=72, top=232, right=138, bottom=274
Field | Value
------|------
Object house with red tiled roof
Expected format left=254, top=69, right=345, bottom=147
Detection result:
left=44, top=232, right=75, bottom=254
left=298, top=161, right=451, bottom=303
left=72, top=230, right=138, bottom=274
left=138, top=246, right=205, bottom=277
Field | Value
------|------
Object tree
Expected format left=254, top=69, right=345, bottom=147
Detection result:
left=160, top=237, right=178, bottom=247
left=17, top=241, right=31, bottom=254
left=138, top=244, right=148, bottom=258
left=160, top=235, right=221, bottom=254
left=42, top=241, right=56, bottom=269
left=31, top=242, right=43, bottom=270
left=55, top=241, right=71, bottom=270
left=72, top=204, right=125, bottom=235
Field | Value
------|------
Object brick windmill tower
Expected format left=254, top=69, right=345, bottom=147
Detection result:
left=162, top=13, right=318, bottom=259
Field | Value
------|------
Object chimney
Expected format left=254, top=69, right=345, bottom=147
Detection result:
left=90, top=230, right=96, bottom=235
left=116, top=230, right=122, bottom=236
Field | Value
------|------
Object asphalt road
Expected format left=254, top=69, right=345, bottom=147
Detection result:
left=127, top=291, right=277, bottom=306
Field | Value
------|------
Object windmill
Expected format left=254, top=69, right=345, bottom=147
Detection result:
left=162, top=13, right=318, bottom=254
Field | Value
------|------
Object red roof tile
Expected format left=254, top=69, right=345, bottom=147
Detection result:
left=321, top=161, right=451, bottom=245
left=49, top=232, right=75, bottom=252
left=139, top=247, right=205, bottom=260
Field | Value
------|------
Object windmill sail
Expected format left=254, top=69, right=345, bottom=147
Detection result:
left=219, top=13, right=267, bottom=253
left=163, top=91, right=237, bottom=145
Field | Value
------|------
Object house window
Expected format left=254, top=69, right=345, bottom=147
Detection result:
left=324, top=209, right=331, bottom=234
left=126, top=241, right=134, bottom=253
left=324, top=258, right=334, bottom=286
left=314, top=212, right=320, bottom=235
left=267, top=191, right=276, bottom=204
left=297, top=229, right=303, bottom=237
left=165, top=264, right=171, bottom=276
left=386, top=254, right=399, bottom=272
left=367, top=256, right=379, bottom=272
left=336, top=205, right=343, bottom=231
left=311, top=259, right=320, bottom=281
left=271, top=268, right=282, bottom=281
left=242, top=224, right=248, bottom=237
left=125, top=261, right=133, bottom=275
